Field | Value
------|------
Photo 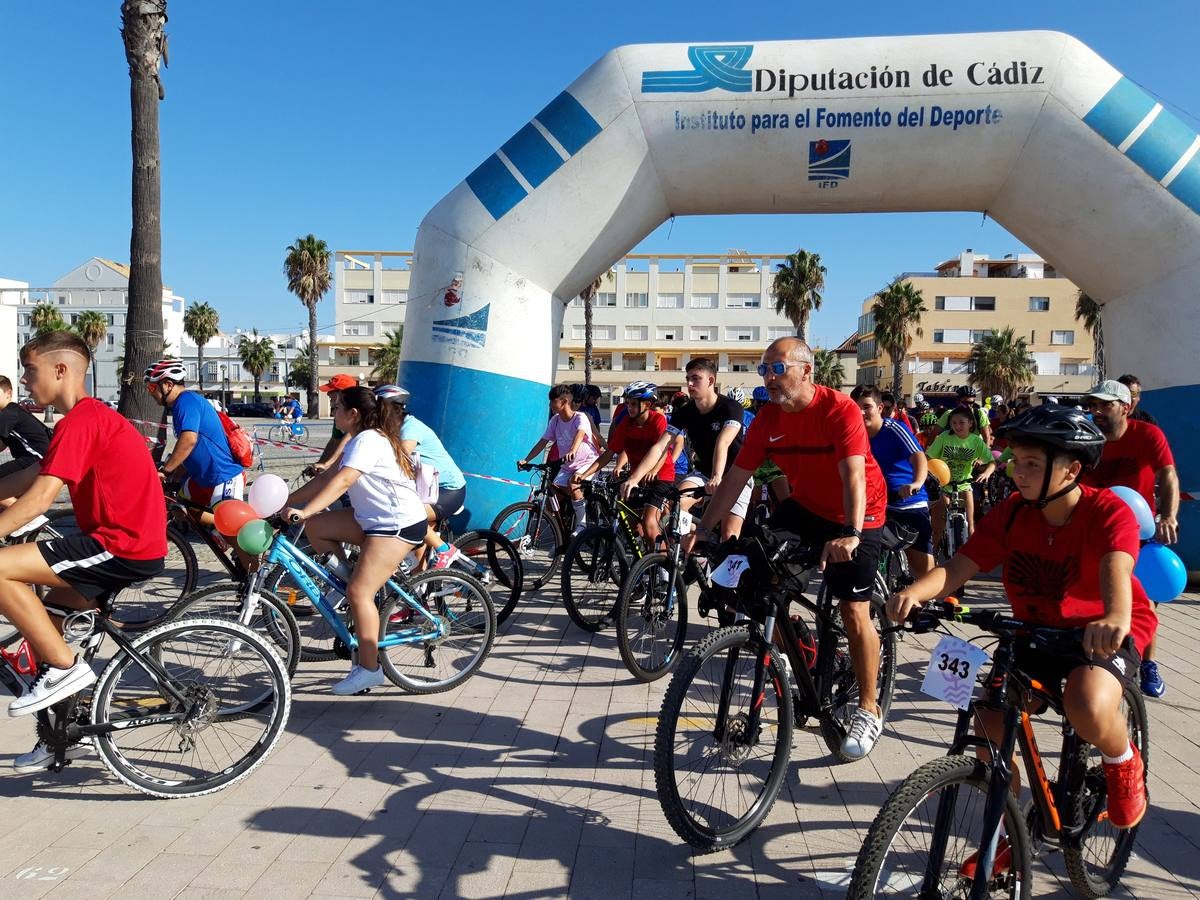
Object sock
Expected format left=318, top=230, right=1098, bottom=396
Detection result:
left=1102, top=743, right=1133, bottom=765
left=572, top=499, right=587, bottom=527
left=435, top=542, right=451, bottom=554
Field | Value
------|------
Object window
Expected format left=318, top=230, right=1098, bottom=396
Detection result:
left=1051, top=330, right=1075, bottom=345
left=625, top=325, right=648, bottom=341
left=690, top=294, right=718, bottom=309
left=1028, top=297, right=1050, bottom=311
left=594, top=325, right=616, bottom=340
left=343, top=322, right=375, bottom=336
left=657, top=294, right=683, bottom=309
left=188, top=364, right=198, bottom=381
left=1030, top=330, right=1036, bottom=344
left=727, top=293, right=761, bottom=309
left=58, top=295, right=67, bottom=305
left=690, top=326, right=718, bottom=341
left=726, top=326, right=759, bottom=342
left=625, top=292, right=648, bottom=308
left=933, top=329, right=987, bottom=344
left=382, top=321, right=403, bottom=334
left=657, top=327, right=680, bottom=341
left=931, top=360, right=944, bottom=374
left=382, top=290, right=408, bottom=304
left=206, top=363, right=218, bottom=379
left=730, top=359, right=756, bottom=373
left=19, top=313, right=29, bottom=326
left=345, top=290, right=374, bottom=304
left=767, top=326, right=793, bottom=340
left=106, top=313, right=114, bottom=325
left=624, top=353, right=648, bottom=371
left=970, top=329, right=993, bottom=342
left=595, top=293, right=617, bottom=308
left=973, top=296, right=996, bottom=311
left=591, top=353, right=613, bottom=371
left=571, top=325, right=586, bottom=340
left=935, top=295, right=995, bottom=310
left=106, top=334, right=115, bottom=348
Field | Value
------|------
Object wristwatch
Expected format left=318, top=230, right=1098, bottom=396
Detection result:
left=840, top=525, right=862, bottom=539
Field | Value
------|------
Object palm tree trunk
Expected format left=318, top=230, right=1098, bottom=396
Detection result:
left=796, top=312, right=807, bottom=344
left=91, top=357, right=98, bottom=396
left=118, top=0, right=168, bottom=462
left=1094, top=322, right=1105, bottom=380
left=892, top=352, right=902, bottom=397
left=254, top=376, right=261, bottom=403
left=307, top=303, right=319, bottom=417
left=584, top=295, right=594, bottom=386
left=197, top=344, right=205, bottom=394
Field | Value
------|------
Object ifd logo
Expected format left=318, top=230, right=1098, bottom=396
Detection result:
left=808, top=139, right=851, bottom=186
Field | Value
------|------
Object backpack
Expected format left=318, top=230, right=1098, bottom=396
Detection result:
left=412, top=451, right=440, bottom=506
left=217, top=410, right=255, bottom=467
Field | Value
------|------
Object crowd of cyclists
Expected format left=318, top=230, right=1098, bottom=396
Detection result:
left=0, top=328, right=1185, bottom=877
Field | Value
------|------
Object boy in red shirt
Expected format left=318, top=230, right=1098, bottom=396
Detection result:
left=0, top=332, right=167, bottom=772
left=889, top=405, right=1153, bottom=834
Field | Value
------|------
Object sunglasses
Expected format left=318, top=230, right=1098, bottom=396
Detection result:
left=757, top=361, right=801, bottom=377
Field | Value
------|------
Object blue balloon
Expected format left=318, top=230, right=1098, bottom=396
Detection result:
left=1110, top=486, right=1156, bottom=541
left=1134, top=541, right=1187, bottom=603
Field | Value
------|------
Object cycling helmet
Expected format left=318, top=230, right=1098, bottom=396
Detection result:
left=585, top=384, right=602, bottom=400
left=726, top=386, right=747, bottom=405
left=752, top=386, right=769, bottom=402
left=143, top=358, right=187, bottom=384
left=995, top=405, right=1106, bottom=507
left=373, top=384, right=411, bottom=405
left=990, top=394, right=1004, bottom=406
left=623, top=381, right=658, bottom=401
left=956, top=385, right=976, bottom=398
left=919, top=411, right=939, bottom=428
left=913, top=392, right=925, bottom=404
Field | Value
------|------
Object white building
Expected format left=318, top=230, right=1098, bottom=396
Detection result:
left=0, top=278, right=27, bottom=388
left=178, top=330, right=309, bottom=403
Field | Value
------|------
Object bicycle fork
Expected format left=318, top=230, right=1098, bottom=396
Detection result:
left=713, top=613, right=776, bottom=750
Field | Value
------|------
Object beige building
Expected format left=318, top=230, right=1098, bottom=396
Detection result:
left=855, top=250, right=1097, bottom=404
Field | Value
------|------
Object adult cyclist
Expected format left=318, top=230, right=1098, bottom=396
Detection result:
left=935, top=385, right=992, bottom=445
left=0, top=375, right=52, bottom=518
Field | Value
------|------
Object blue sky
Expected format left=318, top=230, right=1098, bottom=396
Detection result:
left=2, top=1, right=1196, bottom=350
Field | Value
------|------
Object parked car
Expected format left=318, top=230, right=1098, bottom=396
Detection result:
left=226, top=401, right=275, bottom=417
left=18, top=397, right=45, bottom=414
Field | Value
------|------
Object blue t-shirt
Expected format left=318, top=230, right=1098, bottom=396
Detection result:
left=582, top=404, right=602, bottom=427
left=172, top=390, right=245, bottom=487
left=741, top=409, right=755, bottom=433
left=400, top=415, right=466, bottom=489
left=665, top=416, right=691, bottom=477
left=284, top=398, right=303, bottom=420
left=869, top=417, right=929, bottom=510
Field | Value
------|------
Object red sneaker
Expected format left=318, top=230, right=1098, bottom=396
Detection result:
left=1104, top=745, right=1147, bottom=829
left=959, top=836, right=1011, bottom=879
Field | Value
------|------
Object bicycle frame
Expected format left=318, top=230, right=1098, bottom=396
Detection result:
left=168, top=493, right=245, bottom=580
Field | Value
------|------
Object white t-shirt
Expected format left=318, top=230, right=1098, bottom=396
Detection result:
left=340, top=429, right=426, bottom=532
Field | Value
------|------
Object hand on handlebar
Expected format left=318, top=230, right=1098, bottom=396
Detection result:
left=887, top=590, right=924, bottom=624
left=516, top=459, right=530, bottom=472
left=283, top=506, right=306, bottom=524
left=1081, top=615, right=1130, bottom=661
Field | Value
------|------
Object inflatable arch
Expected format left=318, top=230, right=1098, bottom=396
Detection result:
left=397, top=30, right=1200, bottom=566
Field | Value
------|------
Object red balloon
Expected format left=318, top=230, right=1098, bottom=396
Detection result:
left=214, top=499, right=257, bottom=537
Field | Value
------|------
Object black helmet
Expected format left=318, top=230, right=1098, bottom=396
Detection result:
left=995, top=405, right=1106, bottom=469
left=956, top=385, right=976, bottom=398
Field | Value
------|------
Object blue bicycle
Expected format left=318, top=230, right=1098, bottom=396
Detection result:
left=168, top=520, right=496, bottom=694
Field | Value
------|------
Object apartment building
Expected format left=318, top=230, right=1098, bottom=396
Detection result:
left=855, top=250, right=1097, bottom=404
left=177, top=331, right=308, bottom=405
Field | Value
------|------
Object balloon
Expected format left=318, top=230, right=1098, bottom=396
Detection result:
left=248, top=473, right=289, bottom=517
left=992, top=450, right=1002, bottom=460
left=237, top=519, right=275, bottom=555
left=1134, top=541, right=1187, bottom=603
left=1005, top=460, right=1016, bottom=479
left=927, top=458, right=951, bottom=486
left=214, top=499, right=257, bottom=537
left=1110, top=486, right=1156, bottom=541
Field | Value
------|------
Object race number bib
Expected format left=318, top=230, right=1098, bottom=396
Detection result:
left=921, top=635, right=990, bottom=710
left=711, top=554, right=750, bottom=589
left=675, top=509, right=694, bottom=536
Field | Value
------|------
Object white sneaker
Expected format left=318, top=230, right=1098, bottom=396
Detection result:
left=840, top=708, right=883, bottom=761
left=13, top=739, right=93, bottom=774
left=331, top=664, right=387, bottom=696
left=431, top=546, right=462, bottom=570
left=8, top=657, right=96, bottom=717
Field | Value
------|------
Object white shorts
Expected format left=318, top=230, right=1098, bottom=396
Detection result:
left=181, top=472, right=245, bottom=509
left=682, top=473, right=752, bottom=520
left=553, top=468, right=593, bottom=489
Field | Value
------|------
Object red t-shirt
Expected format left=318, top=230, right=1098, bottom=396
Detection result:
left=39, top=398, right=168, bottom=560
left=961, top=486, right=1157, bottom=654
left=610, top=409, right=674, bottom=481
left=736, top=386, right=887, bottom=526
left=1080, top=420, right=1173, bottom=515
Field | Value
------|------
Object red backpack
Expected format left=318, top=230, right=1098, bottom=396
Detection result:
left=217, top=410, right=255, bottom=467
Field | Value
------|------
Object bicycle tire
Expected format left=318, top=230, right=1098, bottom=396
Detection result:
left=378, top=569, right=495, bottom=694
left=950, top=514, right=968, bottom=558
left=290, top=425, right=309, bottom=446
left=90, top=617, right=291, bottom=798
left=560, top=526, right=628, bottom=633
left=162, top=582, right=301, bottom=678
left=848, top=754, right=1032, bottom=898
left=452, top=529, right=524, bottom=626
left=491, top=501, right=564, bottom=591
left=653, top=624, right=793, bottom=852
left=1062, top=684, right=1150, bottom=898
left=616, top=552, right=688, bottom=682
left=815, top=573, right=898, bottom=762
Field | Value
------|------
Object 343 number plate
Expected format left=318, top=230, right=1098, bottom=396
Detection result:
left=921, top=634, right=990, bottom=710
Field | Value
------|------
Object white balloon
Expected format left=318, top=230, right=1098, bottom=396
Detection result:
left=248, top=473, right=289, bottom=517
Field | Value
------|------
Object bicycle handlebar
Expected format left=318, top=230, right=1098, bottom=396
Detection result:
left=909, top=600, right=1087, bottom=646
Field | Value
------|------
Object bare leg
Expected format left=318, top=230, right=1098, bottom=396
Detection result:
left=0, top=543, right=87, bottom=668
left=345, top=536, right=415, bottom=670
left=841, top=598, right=880, bottom=717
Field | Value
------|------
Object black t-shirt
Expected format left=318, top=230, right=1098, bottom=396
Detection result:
left=670, top=395, right=745, bottom=475
left=1129, top=407, right=1158, bottom=426
left=0, top=403, right=52, bottom=460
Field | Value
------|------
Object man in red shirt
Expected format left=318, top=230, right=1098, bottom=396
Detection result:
left=1079, top=378, right=1179, bottom=698
left=890, top=405, right=1153, bottom=834
left=0, top=332, right=167, bottom=771
left=698, top=337, right=890, bottom=761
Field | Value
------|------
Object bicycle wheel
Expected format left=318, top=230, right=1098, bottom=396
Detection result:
left=950, top=514, right=968, bottom=558
left=560, top=526, right=628, bottom=633
left=163, top=582, right=301, bottom=678
left=90, top=617, right=291, bottom=798
left=263, top=550, right=343, bottom=662
left=616, top=552, right=688, bottom=682
left=452, top=529, right=524, bottom=626
left=378, top=570, right=495, bottom=694
left=653, top=625, right=793, bottom=852
left=1062, top=684, right=1150, bottom=898
left=815, top=573, right=898, bottom=761
left=848, top=755, right=1033, bottom=899
left=491, top=501, right=563, bottom=591
left=290, top=425, right=309, bottom=446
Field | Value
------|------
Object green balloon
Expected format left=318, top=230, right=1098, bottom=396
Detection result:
left=237, top=519, right=274, bottom=554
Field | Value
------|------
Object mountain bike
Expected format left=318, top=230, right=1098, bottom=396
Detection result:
left=653, top=526, right=897, bottom=852
left=849, top=601, right=1149, bottom=899
left=491, top=461, right=573, bottom=591
left=938, top=483, right=971, bottom=564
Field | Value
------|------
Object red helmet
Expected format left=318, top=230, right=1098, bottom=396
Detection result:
left=143, top=358, right=187, bottom=384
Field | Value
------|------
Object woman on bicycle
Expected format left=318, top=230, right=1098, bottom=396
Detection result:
left=889, top=405, right=1156, bottom=836
left=284, top=386, right=426, bottom=695
left=926, top=406, right=994, bottom=539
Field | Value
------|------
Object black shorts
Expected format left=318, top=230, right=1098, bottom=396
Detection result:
left=767, top=499, right=883, bottom=602
left=638, top=480, right=674, bottom=513
left=364, top=519, right=427, bottom=543
left=988, top=640, right=1140, bottom=703
left=38, top=535, right=164, bottom=604
left=431, top=485, right=467, bottom=520
left=0, top=456, right=39, bottom=481
left=886, top=506, right=934, bottom=555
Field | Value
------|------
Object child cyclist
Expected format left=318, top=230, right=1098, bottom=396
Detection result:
left=284, top=386, right=427, bottom=696
left=888, top=405, right=1154, bottom=843
left=518, top=384, right=599, bottom=537
left=927, top=406, right=994, bottom=539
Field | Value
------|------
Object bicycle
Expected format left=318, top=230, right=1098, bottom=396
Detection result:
left=267, top=413, right=309, bottom=446
left=849, top=601, right=1149, bottom=899
left=653, top=526, right=898, bottom=852
left=491, top=461, right=576, bottom=591
left=0, top=600, right=291, bottom=798
left=938, top=482, right=971, bottom=564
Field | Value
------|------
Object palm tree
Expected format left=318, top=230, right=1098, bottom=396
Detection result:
left=288, top=340, right=311, bottom=391
left=772, top=248, right=826, bottom=343
left=183, top=301, right=220, bottom=394
left=238, top=329, right=275, bottom=402
left=1074, top=291, right=1104, bottom=380
left=73, top=310, right=108, bottom=394
left=30, top=302, right=66, bottom=336
left=968, top=327, right=1035, bottom=400
left=577, top=271, right=612, bottom=386
left=284, top=235, right=331, bottom=417
left=871, top=277, right=927, bottom=397
left=370, top=328, right=404, bottom=382
left=812, top=347, right=846, bottom=390
left=118, top=0, right=169, bottom=443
